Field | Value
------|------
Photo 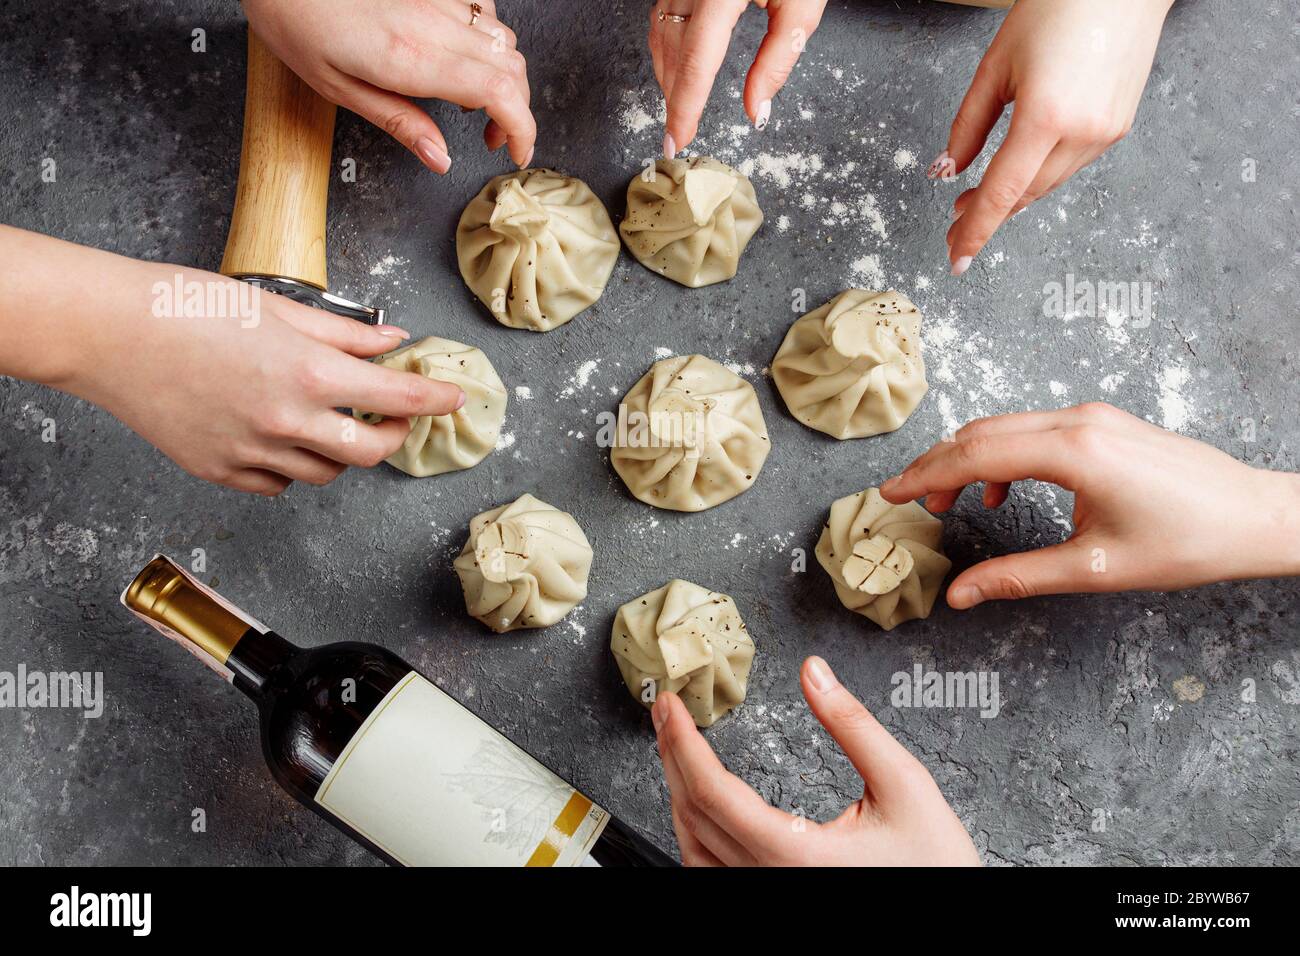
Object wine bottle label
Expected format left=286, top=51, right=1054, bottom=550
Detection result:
left=315, top=671, right=609, bottom=866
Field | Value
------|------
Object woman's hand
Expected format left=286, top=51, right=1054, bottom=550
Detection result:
left=654, top=657, right=981, bottom=866
left=933, top=0, right=1174, bottom=275
left=881, top=403, right=1300, bottom=608
left=4, top=227, right=463, bottom=497
left=242, top=0, right=535, bottom=171
left=649, top=0, right=827, bottom=158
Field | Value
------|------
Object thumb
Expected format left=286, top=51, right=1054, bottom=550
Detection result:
left=947, top=539, right=1094, bottom=609
left=800, top=657, right=931, bottom=812
left=331, top=75, right=452, bottom=174
left=930, top=60, right=1006, bottom=180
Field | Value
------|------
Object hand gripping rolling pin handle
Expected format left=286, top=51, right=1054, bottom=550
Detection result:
left=219, top=30, right=384, bottom=325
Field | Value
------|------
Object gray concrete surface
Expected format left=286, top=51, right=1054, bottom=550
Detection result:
left=2, top=0, right=1298, bottom=866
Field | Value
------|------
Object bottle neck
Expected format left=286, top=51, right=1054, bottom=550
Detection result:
left=122, top=556, right=297, bottom=700
left=226, top=628, right=296, bottom=701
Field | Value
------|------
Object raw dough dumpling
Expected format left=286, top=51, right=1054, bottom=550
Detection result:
left=610, top=354, right=770, bottom=512
left=772, top=289, right=927, bottom=439
left=815, top=488, right=952, bottom=631
left=453, top=493, right=592, bottom=633
left=611, top=579, right=755, bottom=728
left=456, top=168, right=620, bottom=331
left=354, top=336, right=506, bottom=477
left=620, top=157, right=762, bottom=288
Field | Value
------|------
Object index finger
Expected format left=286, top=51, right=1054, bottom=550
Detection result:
left=880, top=429, right=1083, bottom=505
left=653, top=692, right=790, bottom=848
left=664, top=0, right=750, bottom=154
left=945, top=116, right=1057, bottom=274
left=335, top=358, right=466, bottom=420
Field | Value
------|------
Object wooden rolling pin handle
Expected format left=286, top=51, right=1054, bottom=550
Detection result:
left=220, top=30, right=336, bottom=289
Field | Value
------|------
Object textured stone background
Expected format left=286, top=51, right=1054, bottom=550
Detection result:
left=1, top=0, right=1298, bottom=865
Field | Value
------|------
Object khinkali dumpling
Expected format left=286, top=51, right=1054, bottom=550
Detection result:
left=611, top=579, right=755, bottom=728
left=355, top=336, right=506, bottom=477
left=456, top=168, right=620, bottom=331
left=620, top=157, right=762, bottom=288
left=815, top=488, right=952, bottom=631
left=610, top=354, right=770, bottom=512
left=772, top=289, right=927, bottom=439
left=453, top=493, right=592, bottom=633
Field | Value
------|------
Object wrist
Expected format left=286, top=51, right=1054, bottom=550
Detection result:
left=1244, top=467, right=1300, bottom=579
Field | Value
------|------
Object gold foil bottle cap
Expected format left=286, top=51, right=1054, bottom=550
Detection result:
left=123, top=555, right=250, bottom=666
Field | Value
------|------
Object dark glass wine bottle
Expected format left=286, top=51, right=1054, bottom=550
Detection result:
left=122, top=555, right=673, bottom=867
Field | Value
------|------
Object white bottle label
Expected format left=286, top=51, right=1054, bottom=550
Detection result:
left=315, top=671, right=608, bottom=866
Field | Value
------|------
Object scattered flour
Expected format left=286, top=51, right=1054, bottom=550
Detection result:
left=369, top=254, right=403, bottom=277
left=514, top=386, right=532, bottom=400
left=893, top=148, right=918, bottom=172
left=1156, top=364, right=1192, bottom=431
left=495, top=432, right=516, bottom=451
left=849, top=254, right=884, bottom=289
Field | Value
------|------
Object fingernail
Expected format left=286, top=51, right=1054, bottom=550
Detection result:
left=881, top=475, right=900, bottom=491
left=806, top=656, right=837, bottom=694
left=951, top=255, right=973, bottom=277
left=651, top=694, right=668, bottom=731
left=415, top=137, right=450, bottom=174
left=454, top=389, right=467, bottom=411
left=663, top=132, right=677, bottom=160
left=951, top=206, right=964, bottom=221
left=927, top=150, right=953, bottom=180
left=951, top=585, right=984, bottom=609
left=519, top=146, right=534, bottom=169
left=375, top=325, right=410, bottom=339
left=754, top=98, right=771, bottom=131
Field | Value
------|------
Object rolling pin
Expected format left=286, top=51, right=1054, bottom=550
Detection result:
left=220, top=30, right=384, bottom=324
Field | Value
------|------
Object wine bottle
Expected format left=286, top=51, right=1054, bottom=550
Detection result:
left=122, top=555, right=674, bottom=867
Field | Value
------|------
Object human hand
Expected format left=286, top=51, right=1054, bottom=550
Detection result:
left=649, top=0, right=827, bottom=157
left=242, top=0, right=535, bottom=171
left=880, top=403, right=1300, bottom=609
left=1, top=228, right=465, bottom=497
left=932, top=0, right=1174, bottom=275
left=653, top=656, right=980, bottom=866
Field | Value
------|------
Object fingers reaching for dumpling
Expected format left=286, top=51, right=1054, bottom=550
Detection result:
left=742, top=0, right=825, bottom=129
left=337, top=359, right=467, bottom=421
left=661, top=0, right=750, bottom=155
left=272, top=296, right=412, bottom=357
left=262, top=448, right=348, bottom=488
left=292, top=413, right=413, bottom=470
left=652, top=692, right=792, bottom=858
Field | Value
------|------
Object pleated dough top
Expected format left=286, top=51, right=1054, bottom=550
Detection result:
left=620, top=157, right=763, bottom=288
left=610, top=354, right=770, bottom=512
left=815, top=488, right=952, bottom=631
left=611, top=579, right=756, bottom=728
left=456, top=169, right=620, bottom=331
left=453, top=493, right=593, bottom=633
left=772, top=289, right=928, bottom=439
left=354, top=336, right=506, bottom=477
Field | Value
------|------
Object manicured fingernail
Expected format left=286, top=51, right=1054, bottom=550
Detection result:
left=414, top=137, right=450, bottom=174
left=519, top=146, right=534, bottom=169
left=754, top=98, right=771, bottom=131
left=663, top=132, right=677, bottom=159
left=375, top=325, right=410, bottom=339
left=951, top=255, right=973, bottom=277
left=806, top=656, right=837, bottom=694
left=951, top=585, right=984, bottom=609
left=927, top=150, right=954, bottom=180
left=651, top=694, right=668, bottom=731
